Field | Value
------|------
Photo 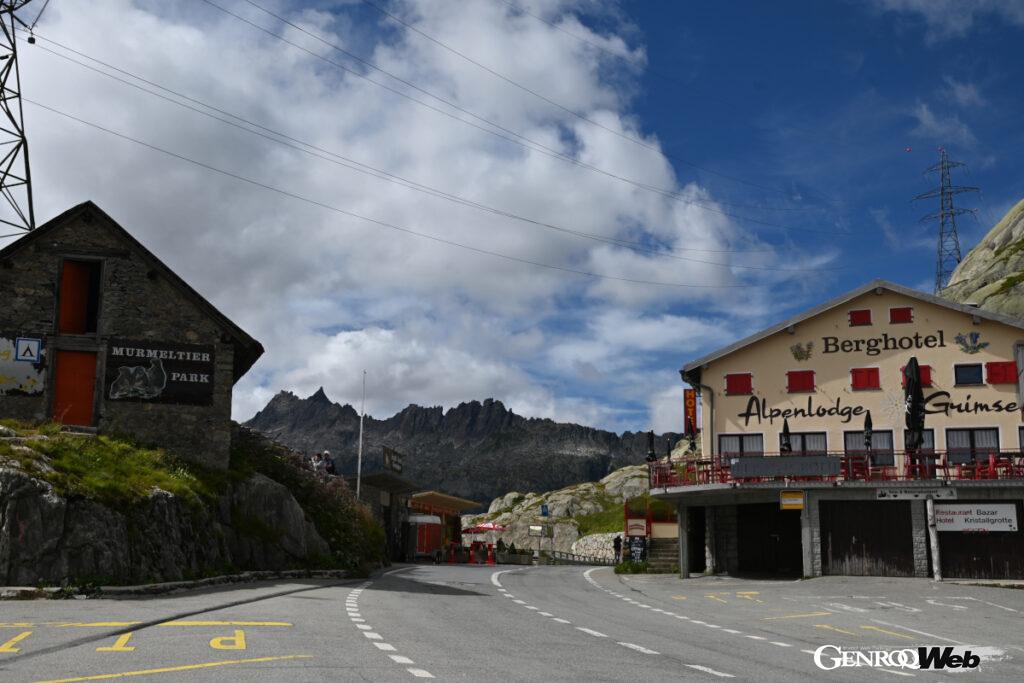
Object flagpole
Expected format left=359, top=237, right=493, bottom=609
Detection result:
left=356, top=370, right=365, bottom=500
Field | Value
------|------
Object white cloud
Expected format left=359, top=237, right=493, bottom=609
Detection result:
left=4, top=0, right=830, bottom=432
left=910, top=102, right=976, bottom=147
left=872, top=0, right=1024, bottom=42
left=943, top=76, right=986, bottom=107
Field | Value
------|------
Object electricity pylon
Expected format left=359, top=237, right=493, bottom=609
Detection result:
left=915, top=148, right=977, bottom=294
left=0, top=0, right=37, bottom=233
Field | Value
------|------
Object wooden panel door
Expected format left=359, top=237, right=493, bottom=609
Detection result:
left=53, top=351, right=97, bottom=426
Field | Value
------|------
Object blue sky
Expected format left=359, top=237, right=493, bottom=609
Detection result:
left=5, top=1, right=1023, bottom=433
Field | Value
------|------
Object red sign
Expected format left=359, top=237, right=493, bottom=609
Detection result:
left=684, top=388, right=697, bottom=433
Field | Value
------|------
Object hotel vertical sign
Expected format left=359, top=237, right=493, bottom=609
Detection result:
left=684, top=388, right=697, bottom=433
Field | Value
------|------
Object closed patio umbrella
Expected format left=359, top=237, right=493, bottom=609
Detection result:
left=904, top=357, right=927, bottom=477
left=686, top=417, right=697, bottom=452
left=780, top=418, right=792, bottom=454
left=863, top=410, right=874, bottom=452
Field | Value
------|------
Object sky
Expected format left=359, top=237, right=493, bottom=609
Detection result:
left=3, top=0, right=1023, bottom=433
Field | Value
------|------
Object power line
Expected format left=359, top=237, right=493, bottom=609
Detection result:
left=23, top=98, right=758, bottom=289
left=202, top=0, right=844, bottom=235
left=26, top=33, right=846, bottom=273
left=357, top=0, right=835, bottom=204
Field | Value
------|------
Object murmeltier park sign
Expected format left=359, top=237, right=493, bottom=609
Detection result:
left=739, top=392, right=1020, bottom=427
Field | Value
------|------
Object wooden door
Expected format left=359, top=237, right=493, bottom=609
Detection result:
left=53, top=351, right=97, bottom=426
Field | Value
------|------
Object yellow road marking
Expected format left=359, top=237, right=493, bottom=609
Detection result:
left=0, top=631, right=32, bottom=653
left=32, top=654, right=312, bottom=682
left=56, top=623, right=141, bottom=629
left=160, top=621, right=292, bottom=627
left=96, top=634, right=135, bottom=653
left=209, top=629, right=246, bottom=650
left=815, top=624, right=858, bottom=636
left=736, top=593, right=764, bottom=603
left=671, top=595, right=687, bottom=601
left=705, top=595, right=728, bottom=604
left=0, top=623, right=34, bottom=628
left=860, top=625, right=916, bottom=641
left=762, top=611, right=833, bottom=621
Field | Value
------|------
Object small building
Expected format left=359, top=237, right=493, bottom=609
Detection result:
left=653, top=280, right=1024, bottom=580
left=410, top=490, right=479, bottom=553
left=0, top=201, right=263, bottom=469
left=344, top=446, right=420, bottom=562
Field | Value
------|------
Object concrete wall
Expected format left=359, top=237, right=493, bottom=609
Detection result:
left=0, top=208, right=240, bottom=468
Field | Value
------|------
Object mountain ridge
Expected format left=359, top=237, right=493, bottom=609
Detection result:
left=245, top=389, right=681, bottom=504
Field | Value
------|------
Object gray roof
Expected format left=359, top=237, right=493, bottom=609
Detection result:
left=681, top=279, right=1024, bottom=375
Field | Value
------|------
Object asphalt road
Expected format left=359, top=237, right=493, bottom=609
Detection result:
left=2, top=565, right=1023, bottom=681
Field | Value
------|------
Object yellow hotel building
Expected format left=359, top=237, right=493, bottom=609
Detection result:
left=652, top=280, right=1024, bottom=580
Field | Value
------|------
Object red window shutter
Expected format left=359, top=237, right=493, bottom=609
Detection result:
left=848, top=309, right=872, bottom=326
left=725, top=373, right=753, bottom=395
left=986, top=361, right=1018, bottom=385
left=787, top=370, right=815, bottom=393
left=901, top=364, right=933, bottom=388
left=852, top=367, right=880, bottom=390
left=890, top=307, right=913, bottom=324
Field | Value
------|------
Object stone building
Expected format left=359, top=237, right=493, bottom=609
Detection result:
left=0, top=201, right=263, bottom=468
left=653, top=280, right=1024, bottom=580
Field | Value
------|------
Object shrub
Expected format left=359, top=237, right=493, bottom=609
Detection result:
left=614, top=560, right=649, bottom=574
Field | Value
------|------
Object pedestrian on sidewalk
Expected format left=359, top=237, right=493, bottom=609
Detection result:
left=613, top=535, right=622, bottom=562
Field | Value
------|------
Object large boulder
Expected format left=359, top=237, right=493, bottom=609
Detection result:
left=943, top=199, right=1024, bottom=317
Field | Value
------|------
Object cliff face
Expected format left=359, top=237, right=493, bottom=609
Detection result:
left=246, top=391, right=681, bottom=504
left=942, top=199, right=1024, bottom=317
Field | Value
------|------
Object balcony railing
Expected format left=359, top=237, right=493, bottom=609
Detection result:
left=649, top=450, right=1024, bottom=488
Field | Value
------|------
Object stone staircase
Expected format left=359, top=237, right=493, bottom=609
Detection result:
left=647, top=538, right=679, bottom=573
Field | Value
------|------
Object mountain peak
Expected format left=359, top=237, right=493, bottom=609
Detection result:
left=309, top=386, right=332, bottom=404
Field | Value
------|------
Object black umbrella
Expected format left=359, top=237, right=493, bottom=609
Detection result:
left=863, top=410, right=874, bottom=452
left=645, top=430, right=657, bottom=462
left=904, top=357, right=927, bottom=477
left=780, top=418, right=793, bottom=454
left=666, top=438, right=673, bottom=463
left=686, top=417, right=697, bottom=452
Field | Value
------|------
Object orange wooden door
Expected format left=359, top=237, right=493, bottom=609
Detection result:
left=59, top=261, right=92, bottom=334
left=53, top=351, right=97, bottom=426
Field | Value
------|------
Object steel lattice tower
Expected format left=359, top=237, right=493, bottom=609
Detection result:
left=0, top=0, right=36, bottom=234
left=915, top=148, right=977, bottom=294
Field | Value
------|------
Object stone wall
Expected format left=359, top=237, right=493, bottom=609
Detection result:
left=0, top=204, right=248, bottom=469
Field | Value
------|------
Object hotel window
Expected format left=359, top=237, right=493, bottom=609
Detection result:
left=889, top=307, right=913, bottom=324
left=900, top=364, right=933, bottom=388
left=1019, top=426, right=1024, bottom=450
left=985, top=361, right=1018, bottom=385
left=724, top=373, right=753, bottom=396
left=719, top=434, right=763, bottom=456
left=954, top=363, right=983, bottom=386
left=57, top=259, right=102, bottom=334
left=946, top=428, right=999, bottom=464
left=844, top=430, right=895, bottom=466
left=851, top=367, right=880, bottom=390
left=786, top=370, right=815, bottom=393
left=783, top=432, right=827, bottom=455
left=848, top=309, right=872, bottom=326
left=903, top=428, right=935, bottom=453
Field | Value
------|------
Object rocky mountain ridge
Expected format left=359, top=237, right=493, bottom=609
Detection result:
left=246, top=390, right=682, bottom=504
left=942, top=198, right=1024, bottom=317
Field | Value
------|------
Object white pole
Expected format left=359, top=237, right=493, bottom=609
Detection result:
left=356, top=370, right=366, bottom=500
left=926, top=497, right=942, bottom=581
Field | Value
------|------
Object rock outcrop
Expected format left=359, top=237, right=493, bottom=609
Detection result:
left=942, top=199, right=1024, bottom=317
left=246, top=391, right=681, bottom=503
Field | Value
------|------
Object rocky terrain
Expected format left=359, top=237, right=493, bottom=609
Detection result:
left=246, top=390, right=682, bottom=504
left=0, top=423, right=382, bottom=586
left=942, top=198, right=1024, bottom=316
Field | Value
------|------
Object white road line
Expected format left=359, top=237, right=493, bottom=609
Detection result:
left=878, top=669, right=915, bottom=677
left=513, top=599, right=526, bottom=604
left=389, top=655, right=414, bottom=664
left=552, top=618, right=571, bottom=624
left=374, top=642, right=397, bottom=651
left=800, top=650, right=815, bottom=655
left=676, top=616, right=690, bottom=620
left=745, top=635, right=767, bottom=641
left=576, top=627, right=607, bottom=638
left=539, top=612, right=553, bottom=617
left=524, top=606, right=538, bottom=610
left=638, top=604, right=652, bottom=609
left=502, top=594, right=515, bottom=598
left=356, top=624, right=372, bottom=630
left=723, top=629, right=742, bottom=634
left=870, top=619, right=965, bottom=645
left=685, top=664, right=735, bottom=678
left=407, top=668, right=435, bottom=678
left=350, top=618, right=365, bottom=623
left=491, top=570, right=513, bottom=587
left=618, top=642, right=659, bottom=655
left=770, top=642, right=792, bottom=648
left=706, top=624, right=722, bottom=629
left=691, top=620, right=707, bottom=625
left=364, top=632, right=383, bottom=640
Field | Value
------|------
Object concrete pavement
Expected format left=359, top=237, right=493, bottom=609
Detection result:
left=1, top=565, right=1022, bottom=681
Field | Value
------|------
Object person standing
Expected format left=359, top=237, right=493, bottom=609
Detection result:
left=613, top=535, right=622, bottom=562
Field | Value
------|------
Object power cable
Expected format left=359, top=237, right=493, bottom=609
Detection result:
left=26, top=34, right=844, bottom=272
left=24, top=98, right=758, bottom=289
left=202, top=0, right=845, bottom=235
left=356, top=0, right=836, bottom=204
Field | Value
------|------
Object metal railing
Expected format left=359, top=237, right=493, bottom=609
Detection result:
left=650, top=449, right=1024, bottom=488
left=550, top=551, right=616, bottom=566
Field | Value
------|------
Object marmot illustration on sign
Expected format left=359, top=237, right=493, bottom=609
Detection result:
left=109, top=358, right=167, bottom=399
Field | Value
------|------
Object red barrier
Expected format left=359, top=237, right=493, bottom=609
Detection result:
left=486, top=543, right=495, bottom=565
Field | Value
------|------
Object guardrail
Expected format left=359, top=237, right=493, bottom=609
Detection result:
left=650, top=449, right=1024, bottom=488
left=549, top=551, right=616, bottom=566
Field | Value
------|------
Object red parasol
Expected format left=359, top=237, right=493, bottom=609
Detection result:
left=463, top=521, right=507, bottom=534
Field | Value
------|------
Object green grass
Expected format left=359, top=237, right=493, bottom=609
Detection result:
left=614, top=560, right=649, bottom=574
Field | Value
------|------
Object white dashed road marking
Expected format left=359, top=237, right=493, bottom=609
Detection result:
left=348, top=581, right=435, bottom=678
left=576, top=627, right=608, bottom=638
left=407, top=668, right=435, bottom=678
left=552, top=618, right=571, bottom=624
left=686, top=664, right=735, bottom=678
left=619, top=642, right=659, bottom=655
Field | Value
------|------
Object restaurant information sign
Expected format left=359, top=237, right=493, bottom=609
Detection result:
left=105, top=339, right=215, bottom=406
left=935, top=504, right=1018, bottom=532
